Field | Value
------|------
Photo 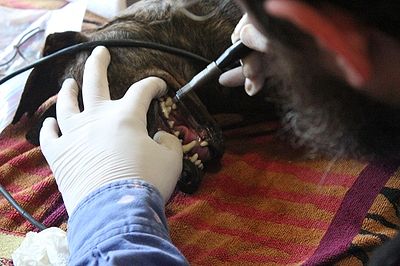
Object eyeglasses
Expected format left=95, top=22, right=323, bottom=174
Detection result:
left=0, top=27, right=45, bottom=74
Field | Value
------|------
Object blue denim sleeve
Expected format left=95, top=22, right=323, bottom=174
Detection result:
left=67, top=179, right=189, bottom=266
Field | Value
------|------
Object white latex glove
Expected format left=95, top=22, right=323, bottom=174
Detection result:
left=40, top=46, right=183, bottom=215
left=219, top=13, right=269, bottom=96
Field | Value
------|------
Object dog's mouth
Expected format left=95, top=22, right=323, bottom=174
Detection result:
left=158, top=96, right=211, bottom=165
left=147, top=88, right=224, bottom=193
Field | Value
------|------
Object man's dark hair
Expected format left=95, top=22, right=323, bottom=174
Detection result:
left=306, top=0, right=400, bottom=40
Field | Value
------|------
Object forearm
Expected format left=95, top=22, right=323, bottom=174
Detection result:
left=67, top=179, right=188, bottom=265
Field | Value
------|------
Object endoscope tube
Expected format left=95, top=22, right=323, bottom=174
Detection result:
left=0, top=184, right=47, bottom=231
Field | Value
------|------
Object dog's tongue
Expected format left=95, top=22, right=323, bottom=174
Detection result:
left=265, top=0, right=371, bottom=87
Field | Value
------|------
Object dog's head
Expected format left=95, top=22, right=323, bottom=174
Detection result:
left=12, top=0, right=264, bottom=193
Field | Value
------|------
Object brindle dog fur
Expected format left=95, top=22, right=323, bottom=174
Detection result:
left=14, top=0, right=400, bottom=163
left=11, top=0, right=400, bottom=263
left=13, top=0, right=261, bottom=193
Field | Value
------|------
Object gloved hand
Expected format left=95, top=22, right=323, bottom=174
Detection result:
left=40, top=46, right=183, bottom=215
left=219, top=13, right=269, bottom=96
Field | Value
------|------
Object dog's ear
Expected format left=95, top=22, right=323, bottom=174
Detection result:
left=12, top=31, right=87, bottom=124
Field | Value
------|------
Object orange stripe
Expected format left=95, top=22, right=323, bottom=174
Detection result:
left=218, top=161, right=349, bottom=197
left=351, top=233, right=381, bottom=247
left=178, top=244, right=296, bottom=265
left=0, top=165, right=52, bottom=190
left=384, top=171, right=400, bottom=188
left=1, top=159, right=51, bottom=180
left=223, top=153, right=360, bottom=187
left=170, top=212, right=316, bottom=264
left=362, top=217, right=398, bottom=239
left=170, top=224, right=290, bottom=262
left=367, top=194, right=400, bottom=226
left=169, top=201, right=326, bottom=246
left=171, top=195, right=332, bottom=230
left=202, top=173, right=344, bottom=213
left=171, top=181, right=335, bottom=225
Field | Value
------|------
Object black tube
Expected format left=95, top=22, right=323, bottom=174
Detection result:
left=0, top=184, right=47, bottom=231
left=0, top=39, right=211, bottom=86
left=215, top=40, right=252, bottom=70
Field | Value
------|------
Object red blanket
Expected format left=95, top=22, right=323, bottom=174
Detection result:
left=1, top=116, right=399, bottom=265
left=1, top=2, right=400, bottom=265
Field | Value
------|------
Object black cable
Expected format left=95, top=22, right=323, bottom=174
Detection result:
left=0, top=39, right=211, bottom=86
left=0, top=184, right=47, bottom=231
left=0, top=39, right=211, bottom=231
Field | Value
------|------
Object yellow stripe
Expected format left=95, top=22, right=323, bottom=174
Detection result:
left=0, top=162, right=52, bottom=189
left=170, top=215, right=292, bottom=260
left=384, top=171, right=400, bottom=189
left=361, top=217, right=398, bottom=239
left=296, top=158, right=366, bottom=176
left=219, top=161, right=350, bottom=197
left=368, top=194, right=400, bottom=227
left=352, top=233, right=381, bottom=247
left=169, top=202, right=326, bottom=246
left=0, top=232, right=24, bottom=259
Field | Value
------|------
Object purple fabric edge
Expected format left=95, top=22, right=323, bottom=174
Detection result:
left=303, top=159, right=400, bottom=266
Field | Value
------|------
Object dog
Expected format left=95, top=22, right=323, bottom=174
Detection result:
left=12, top=0, right=400, bottom=190
left=11, top=0, right=400, bottom=263
left=12, top=0, right=253, bottom=194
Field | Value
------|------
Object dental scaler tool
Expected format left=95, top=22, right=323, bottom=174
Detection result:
left=173, top=41, right=252, bottom=103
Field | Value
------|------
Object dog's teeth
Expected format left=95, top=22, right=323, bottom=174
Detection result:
left=168, top=120, right=175, bottom=128
left=200, top=141, right=208, bottom=147
left=165, top=97, right=173, bottom=107
left=162, top=107, right=172, bottom=119
left=198, top=163, right=204, bottom=170
left=174, top=131, right=180, bottom=137
left=190, top=153, right=199, bottom=162
left=194, top=159, right=202, bottom=166
left=160, top=100, right=173, bottom=118
left=182, top=140, right=197, bottom=153
left=172, top=103, right=177, bottom=110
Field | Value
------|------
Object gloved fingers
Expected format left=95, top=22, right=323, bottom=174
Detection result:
left=239, top=24, right=269, bottom=53
left=82, top=46, right=111, bottom=109
left=39, top=117, right=60, bottom=153
left=153, top=131, right=183, bottom=157
left=231, top=13, right=249, bottom=43
left=224, top=15, right=268, bottom=92
left=218, top=66, right=245, bottom=87
left=56, top=78, right=80, bottom=131
left=244, top=76, right=265, bottom=96
left=122, top=77, right=167, bottom=124
left=242, top=51, right=267, bottom=95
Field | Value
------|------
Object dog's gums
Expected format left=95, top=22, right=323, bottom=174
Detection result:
left=158, top=96, right=211, bottom=169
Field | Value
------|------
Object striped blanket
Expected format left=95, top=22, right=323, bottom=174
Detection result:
left=1, top=2, right=400, bottom=265
left=1, top=117, right=400, bottom=265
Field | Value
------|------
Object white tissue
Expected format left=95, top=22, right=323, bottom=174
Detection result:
left=12, top=227, right=69, bottom=266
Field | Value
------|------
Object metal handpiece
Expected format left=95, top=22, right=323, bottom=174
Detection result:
left=173, top=41, right=252, bottom=103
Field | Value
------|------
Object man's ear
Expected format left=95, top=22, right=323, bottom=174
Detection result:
left=12, top=31, right=87, bottom=124
left=264, top=0, right=372, bottom=88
